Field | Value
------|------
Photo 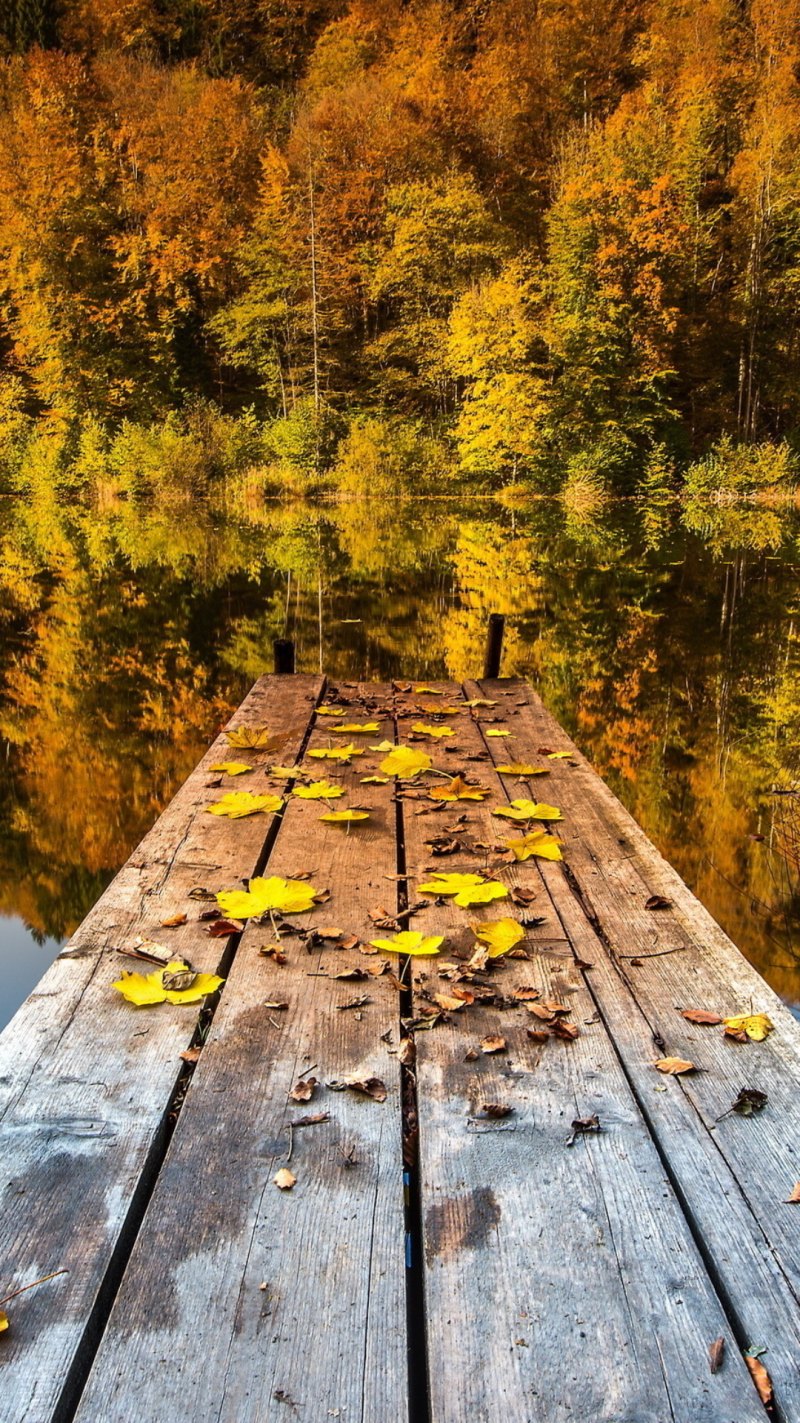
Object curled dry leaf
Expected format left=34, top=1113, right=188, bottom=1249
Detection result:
left=681, top=1009, right=722, bottom=1026
left=292, top=1112, right=329, bottom=1127
left=514, top=986, right=541, bottom=1001
left=274, top=1168, right=297, bottom=1191
left=480, top=1035, right=507, bottom=1054
left=160, top=913, right=187, bottom=928
left=654, top=1057, right=696, bottom=1075
left=551, top=1020, right=580, bottom=1041
left=478, top=1103, right=513, bottom=1118
left=207, top=918, right=243, bottom=938
left=784, top=1182, right=800, bottom=1203
left=708, top=1337, right=725, bottom=1374
left=179, top=1046, right=201, bottom=1064
left=644, top=894, right=672, bottom=910
left=527, top=1029, right=549, bottom=1044
left=744, top=1356, right=773, bottom=1408
left=727, top=1087, right=768, bottom=1117
left=327, top=1075, right=387, bottom=1102
left=567, top=1115, right=601, bottom=1146
left=260, top=944, right=287, bottom=964
left=289, top=1077, right=318, bottom=1103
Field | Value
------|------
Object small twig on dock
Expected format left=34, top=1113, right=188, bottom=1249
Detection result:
left=0, top=1269, right=68, bottom=1308
left=616, top=947, right=688, bottom=961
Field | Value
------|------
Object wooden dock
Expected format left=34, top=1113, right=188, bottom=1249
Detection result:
left=1, top=674, right=799, bottom=1422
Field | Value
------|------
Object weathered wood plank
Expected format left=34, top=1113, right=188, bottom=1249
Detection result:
left=475, top=676, right=800, bottom=1421
left=400, top=683, right=766, bottom=1423
left=0, top=675, right=322, bottom=1422
left=72, top=685, right=407, bottom=1423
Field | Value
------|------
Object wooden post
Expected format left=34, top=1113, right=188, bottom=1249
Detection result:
left=273, top=638, right=295, bottom=674
left=483, top=613, right=505, bottom=679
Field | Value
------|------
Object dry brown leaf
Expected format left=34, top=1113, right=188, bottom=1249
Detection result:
left=260, top=945, right=287, bottom=964
left=526, top=1028, right=549, bottom=1044
left=514, top=986, right=541, bottom=1001
left=292, top=1112, right=329, bottom=1127
left=551, top=1020, right=580, bottom=1041
left=744, top=1356, right=773, bottom=1408
left=681, top=1009, right=722, bottom=1025
left=161, top=913, right=187, bottom=928
left=654, top=1057, right=696, bottom=1074
left=207, top=918, right=244, bottom=937
left=264, top=1000, right=289, bottom=1011
left=327, top=1075, right=387, bottom=1102
left=274, top=1168, right=297, bottom=1191
left=289, top=1077, right=317, bottom=1102
left=179, top=1047, right=201, bottom=1064
left=526, top=1003, right=557, bottom=1021
left=433, top=992, right=467, bottom=1012
left=785, top=1182, right=800, bottom=1203
left=708, top=1337, right=725, bottom=1374
left=644, top=894, right=672, bottom=910
left=480, top=1035, right=507, bottom=1054
left=567, top=1115, right=601, bottom=1146
left=478, top=1103, right=513, bottom=1118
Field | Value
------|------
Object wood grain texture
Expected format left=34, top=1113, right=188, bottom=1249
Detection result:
left=402, top=682, right=766, bottom=1423
left=476, top=676, right=800, bottom=1421
left=73, top=685, right=406, bottom=1423
left=0, top=675, right=322, bottom=1422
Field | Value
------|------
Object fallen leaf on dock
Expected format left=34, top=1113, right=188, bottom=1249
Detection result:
left=515, top=986, right=541, bottom=1001
left=361, top=775, right=389, bottom=784
left=784, top=1182, right=800, bottom=1202
left=289, top=1077, right=318, bottom=1102
left=681, top=1009, right=722, bottom=1025
left=418, top=872, right=508, bottom=908
left=274, top=1168, right=297, bottom=1191
left=207, top=918, right=244, bottom=937
left=654, top=1057, right=696, bottom=1074
left=327, top=1075, right=387, bottom=1102
left=0, top=1269, right=68, bottom=1334
left=370, top=930, right=443, bottom=956
left=207, top=791, right=283, bottom=819
left=496, top=763, right=549, bottom=776
left=292, top=780, right=345, bottom=799
left=724, top=1087, right=768, bottom=1117
left=209, top=761, right=252, bottom=776
left=428, top=775, right=488, bottom=802
left=708, top=1337, right=725, bottom=1373
left=308, top=744, right=364, bottom=762
left=217, top=876, right=321, bottom=919
left=722, top=1013, right=774, bottom=1042
left=527, top=1028, right=549, bottom=1043
left=744, top=1355, right=773, bottom=1407
left=566, top=1115, right=601, bottom=1145
left=113, top=960, right=224, bottom=1007
left=551, top=1020, right=580, bottom=1041
left=493, top=800, right=563, bottom=822
left=292, top=1112, right=329, bottom=1127
left=227, top=726, right=293, bottom=751
left=179, top=1047, right=201, bottom=1064
left=472, top=918, right=525, bottom=957
left=644, top=894, right=672, bottom=910
left=505, top=829, right=563, bottom=862
left=411, top=722, right=454, bottom=738
left=329, top=722, right=380, bottom=733
left=480, top=1035, right=507, bottom=1054
left=260, top=944, right=287, bottom=963
left=319, top=809, right=370, bottom=824
left=477, top=1103, right=513, bottom=1118
left=160, top=913, right=187, bottom=928
left=486, top=729, right=510, bottom=737
left=380, top=746, right=432, bottom=778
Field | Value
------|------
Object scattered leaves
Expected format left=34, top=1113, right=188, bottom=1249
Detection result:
left=207, top=792, right=283, bottom=819
left=217, top=876, right=321, bottom=919
left=472, top=918, right=525, bottom=958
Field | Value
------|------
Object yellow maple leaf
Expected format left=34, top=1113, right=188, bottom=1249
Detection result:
left=207, top=792, right=283, bottom=819
left=413, top=685, right=442, bottom=694
left=486, top=729, right=511, bottom=738
left=292, top=781, right=345, bottom=800
left=411, top=722, right=454, bottom=739
left=209, top=762, right=252, bottom=776
left=217, top=876, right=320, bottom=919
left=418, top=872, right=508, bottom=908
left=428, top=775, right=488, bottom=802
left=506, top=830, right=563, bottom=862
left=319, top=809, right=370, bottom=824
left=464, top=698, right=497, bottom=707
left=369, top=740, right=395, bottom=751
left=722, top=1013, right=774, bottom=1042
left=0, top=1311, right=7, bottom=1333
left=226, top=726, right=289, bottom=751
left=496, top=763, right=549, bottom=777
left=361, top=775, right=389, bottom=784
left=380, top=746, right=432, bottom=778
left=316, top=706, right=348, bottom=715
left=308, top=744, right=364, bottom=761
left=113, top=960, right=224, bottom=1007
left=269, top=765, right=299, bottom=779
left=329, top=722, right=380, bottom=733
left=370, top=930, right=444, bottom=956
left=493, top=800, right=563, bottom=822
left=472, top=918, right=525, bottom=957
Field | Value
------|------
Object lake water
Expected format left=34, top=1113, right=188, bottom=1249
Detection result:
left=2, top=490, right=800, bottom=1029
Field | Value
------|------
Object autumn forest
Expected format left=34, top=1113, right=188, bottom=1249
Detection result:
left=2, top=0, right=800, bottom=496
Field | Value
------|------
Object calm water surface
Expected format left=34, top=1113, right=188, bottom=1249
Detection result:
left=2, top=491, right=800, bottom=1028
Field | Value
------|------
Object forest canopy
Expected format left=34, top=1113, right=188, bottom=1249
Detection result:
left=2, top=0, right=800, bottom=495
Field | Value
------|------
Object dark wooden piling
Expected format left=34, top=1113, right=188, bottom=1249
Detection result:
left=273, top=636, right=295, bottom=673
left=483, top=612, right=505, bottom=678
